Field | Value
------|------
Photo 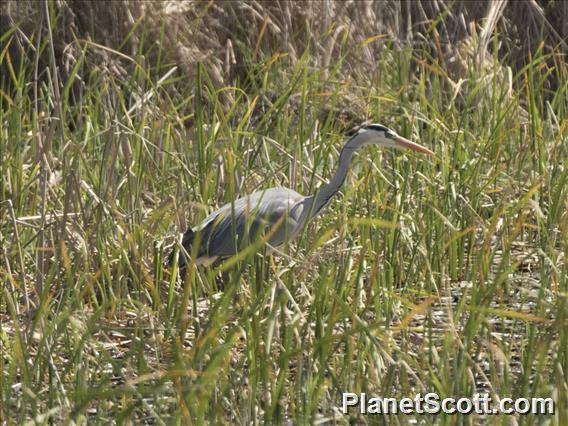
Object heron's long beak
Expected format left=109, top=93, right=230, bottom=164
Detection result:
left=393, top=135, right=434, bottom=155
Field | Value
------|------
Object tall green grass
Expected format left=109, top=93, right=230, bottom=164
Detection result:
left=1, top=12, right=567, bottom=425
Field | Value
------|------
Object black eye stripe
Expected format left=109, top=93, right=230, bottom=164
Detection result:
left=365, top=124, right=389, bottom=132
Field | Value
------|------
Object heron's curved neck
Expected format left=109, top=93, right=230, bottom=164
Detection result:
left=309, top=143, right=357, bottom=220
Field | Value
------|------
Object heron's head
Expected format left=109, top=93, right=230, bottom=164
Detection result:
left=352, top=123, right=433, bottom=155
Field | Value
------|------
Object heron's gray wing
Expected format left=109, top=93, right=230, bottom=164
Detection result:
left=171, top=208, right=224, bottom=267
left=169, top=207, right=226, bottom=267
left=189, top=188, right=307, bottom=262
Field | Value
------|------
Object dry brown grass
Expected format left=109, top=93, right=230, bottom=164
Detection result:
left=2, top=1, right=566, bottom=96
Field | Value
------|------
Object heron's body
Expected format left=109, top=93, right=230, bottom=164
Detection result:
left=181, top=187, right=308, bottom=265
left=171, top=124, right=433, bottom=267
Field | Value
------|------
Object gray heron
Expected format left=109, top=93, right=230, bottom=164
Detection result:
left=170, top=124, right=433, bottom=267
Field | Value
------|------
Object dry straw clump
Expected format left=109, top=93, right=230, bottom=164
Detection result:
left=2, top=1, right=566, bottom=94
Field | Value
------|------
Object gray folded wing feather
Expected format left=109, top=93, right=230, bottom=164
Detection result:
left=173, top=187, right=308, bottom=266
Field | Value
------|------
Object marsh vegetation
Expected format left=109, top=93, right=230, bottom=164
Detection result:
left=1, top=1, right=567, bottom=423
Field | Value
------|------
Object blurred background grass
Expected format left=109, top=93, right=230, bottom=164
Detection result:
left=1, top=1, right=567, bottom=423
